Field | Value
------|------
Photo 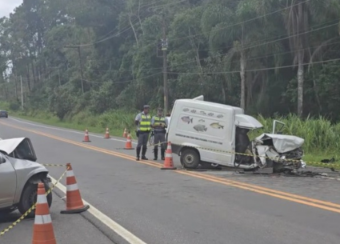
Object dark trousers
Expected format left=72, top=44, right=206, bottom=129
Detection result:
left=153, top=132, right=166, bottom=159
left=136, top=131, right=149, bottom=158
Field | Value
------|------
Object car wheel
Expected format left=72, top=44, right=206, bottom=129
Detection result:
left=180, top=148, right=200, bottom=169
left=18, top=182, right=53, bottom=218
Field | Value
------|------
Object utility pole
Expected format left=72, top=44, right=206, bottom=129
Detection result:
left=20, top=75, right=24, bottom=110
left=161, top=12, right=169, bottom=115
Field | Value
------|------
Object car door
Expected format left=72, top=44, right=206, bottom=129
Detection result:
left=0, top=153, right=17, bottom=208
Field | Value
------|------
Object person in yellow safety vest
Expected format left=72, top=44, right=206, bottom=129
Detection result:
left=151, top=107, right=168, bottom=160
left=134, top=105, right=151, bottom=161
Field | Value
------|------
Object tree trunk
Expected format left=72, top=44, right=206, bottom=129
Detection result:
left=221, top=81, right=226, bottom=104
left=26, top=65, right=31, bottom=91
left=128, top=13, right=139, bottom=46
left=31, top=62, right=36, bottom=87
left=240, top=51, right=246, bottom=110
left=15, top=76, right=18, bottom=99
left=297, top=51, right=304, bottom=117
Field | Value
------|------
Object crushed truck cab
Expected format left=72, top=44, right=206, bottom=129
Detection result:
left=167, top=95, right=306, bottom=173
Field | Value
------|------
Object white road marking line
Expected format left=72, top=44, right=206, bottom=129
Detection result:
left=10, top=117, right=136, bottom=144
left=50, top=176, right=147, bottom=244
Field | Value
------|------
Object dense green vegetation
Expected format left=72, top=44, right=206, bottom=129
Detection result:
left=1, top=0, right=340, bottom=166
left=1, top=101, right=339, bottom=167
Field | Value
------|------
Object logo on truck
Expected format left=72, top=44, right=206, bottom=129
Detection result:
left=181, top=116, right=193, bottom=124
left=210, top=123, right=224, bottom=129
left=193, top=124, right=208, bottom=132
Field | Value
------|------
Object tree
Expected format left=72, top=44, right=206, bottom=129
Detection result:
left=1, top=0, right=340, bottom=121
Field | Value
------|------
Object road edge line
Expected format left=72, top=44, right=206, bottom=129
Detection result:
left=10, top=117, right=135, bottom=144
left=49, top=176, right=147, bottom=244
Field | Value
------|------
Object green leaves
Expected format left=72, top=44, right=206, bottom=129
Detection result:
left=1, top=0, right=340, bottom=121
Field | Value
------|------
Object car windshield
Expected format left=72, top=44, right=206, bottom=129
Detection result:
left=9, top=138, right=37, bottom=161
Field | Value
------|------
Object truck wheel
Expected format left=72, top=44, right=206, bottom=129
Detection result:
left=180, top=148, right=200, bottom=169
left=18, top=182, right=52, bottom=218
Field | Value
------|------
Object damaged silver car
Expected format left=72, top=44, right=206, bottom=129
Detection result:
left=0, top=137, right=52, bottom=217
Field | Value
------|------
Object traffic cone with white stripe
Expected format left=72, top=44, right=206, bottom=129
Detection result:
left=104, top=127, right=110, bottom=139
left=124, top=133, right=134, bottom=150
left=161, top=141, right=176, bottom=170
left=83, top=129, right=91, bottom=142
left=32, top=183, right=57, bottom=244
left=61, top=163, right=89, bottom=214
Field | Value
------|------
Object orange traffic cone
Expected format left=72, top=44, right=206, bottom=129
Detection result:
left=32, top=183, right=57, bottom=244
left=161, top=141, right=176, bottom=170
left=104, top=127, right=110, bottom=139
left=61, top=163, right=90, bottom=214
left=124, top=133, right=134, bottom=150
left=123, top=128, right=127, bottom=138
left=83, top=129, right=91, bottom=142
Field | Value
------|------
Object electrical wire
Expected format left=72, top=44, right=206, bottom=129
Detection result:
left=161, top=0, right=311, bottom=43
left=67, top=0, right=188, bottom=47
left=167, top=58, right=340, bottom=75
left=165, top=20, right=340, bottom=69
left=67, top=0, right=310, bottom=47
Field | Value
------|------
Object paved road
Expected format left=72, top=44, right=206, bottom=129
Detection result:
left=1, top=117, right=340, bottom=244
left=0, top=194, right=113, bottom=244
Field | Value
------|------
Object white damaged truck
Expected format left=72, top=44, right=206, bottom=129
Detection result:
left=167, top=95, right=306, bottom=173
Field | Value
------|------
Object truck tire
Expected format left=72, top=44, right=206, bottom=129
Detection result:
left=18, top=182, right=52, bottom=218
left=180, top=148, right=200, bottom=169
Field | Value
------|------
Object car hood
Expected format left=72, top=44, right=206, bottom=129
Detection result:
left=0, top=137, right=26, bottom=154
left=255, top=133, right=304, bottom=153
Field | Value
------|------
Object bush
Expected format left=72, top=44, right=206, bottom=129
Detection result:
left=9, top=102, right=20, bottom=111
left=252, top=114, right=340, bottom=153
left=2, top=99, right=339, bottom=155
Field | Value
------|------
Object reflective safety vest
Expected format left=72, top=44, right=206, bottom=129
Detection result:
left=153, top=116, right=166, bottom=133
left=139, top=114, right=151, bottom=132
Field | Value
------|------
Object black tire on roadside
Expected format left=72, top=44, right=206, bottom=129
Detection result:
left=18, top=182, right=52, bottom=218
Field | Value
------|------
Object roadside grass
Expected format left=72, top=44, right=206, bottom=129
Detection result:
left=1, top=102, right=339, bottom=170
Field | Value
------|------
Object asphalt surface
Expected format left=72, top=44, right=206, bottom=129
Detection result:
left=1, top=117, right=340, bottom=244
left=0, top=194, right=113, bottom=244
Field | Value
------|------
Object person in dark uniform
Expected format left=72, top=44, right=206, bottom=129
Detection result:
left=134, top=105, right=151, bottom=160
left=151, top=108, right=168, bottom=160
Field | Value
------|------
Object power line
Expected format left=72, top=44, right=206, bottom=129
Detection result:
left=167, top=58, right=340, bottom=75
left=70, top=57, right=340, bottom=86
left=81, top=57, right=340, bottom=85
left=165, top=19, right=340, bottom=69
left=167, top=0, right=311, bottom=43
left=66, top=0, right=188, bottom=48
left=168, top=38, right=340, bottom=71
left=66, top=0, right=310, bottom=48
left=61, top=22, right=340, bottom=82
left=60, top=73, right=163, bottom=86
left=63, top=18, right=340, bottom=76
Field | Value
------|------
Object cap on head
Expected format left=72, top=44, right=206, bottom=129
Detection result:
left=143, top=105, right=150, bottom=109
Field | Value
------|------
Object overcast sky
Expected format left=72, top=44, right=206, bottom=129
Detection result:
left=0, top=0, right=23, bottom=18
